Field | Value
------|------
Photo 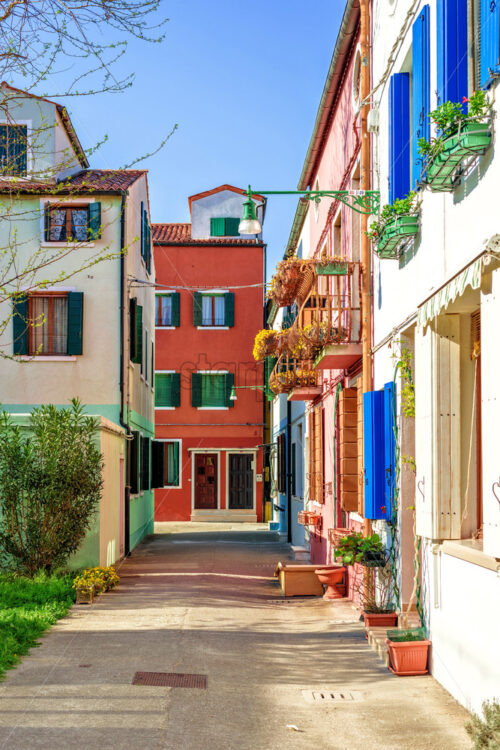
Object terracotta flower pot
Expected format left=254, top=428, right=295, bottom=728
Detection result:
left=363, top=611, right=398, bottom=628
left=315, top=567, right=346, bottom=600
left=386, top=638, right=431, bottom=676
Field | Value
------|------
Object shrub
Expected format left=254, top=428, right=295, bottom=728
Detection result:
left=0, top=399, right=103, bottom=576
left=465, top=700, right=500, bottom=750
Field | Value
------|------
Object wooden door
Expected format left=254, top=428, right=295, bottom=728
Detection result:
left=194, top=454, right=218, bottom=509
left=228, top=454, right=254, bottom=509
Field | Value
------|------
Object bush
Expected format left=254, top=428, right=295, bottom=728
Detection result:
left=0, top=399, right=103, bottom=576
left=466, top=700, right=500, bottom=750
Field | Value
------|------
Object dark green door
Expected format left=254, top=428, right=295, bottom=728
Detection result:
left=228, top=454, right=253, bottom=510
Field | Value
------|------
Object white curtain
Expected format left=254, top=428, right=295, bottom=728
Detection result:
left=214, top=296, right=225, bottom=325
left=31, top=297, right=67, bottom=354
left=202, top=295, right=212, bottom=325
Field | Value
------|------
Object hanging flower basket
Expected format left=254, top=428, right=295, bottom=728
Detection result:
left=316, top=260, right=349, bottom=276
left=327, top=527, right=351, bottom=548
left=375, top=215, right=419, bottom=260
left=361, top=549, right=389, bottom=567
left=423, top=119, right=492, bottom=193
left=253, top=329, right=282, bottom=361
left=268, top=259, right=315, bottom=307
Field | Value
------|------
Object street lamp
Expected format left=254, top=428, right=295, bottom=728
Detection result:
left=229, top=384, right=266, bottom=401
left=238, top=184, right=380, bottom=235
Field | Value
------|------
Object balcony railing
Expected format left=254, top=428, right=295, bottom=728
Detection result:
left=269, top=354, right=318, bottom=394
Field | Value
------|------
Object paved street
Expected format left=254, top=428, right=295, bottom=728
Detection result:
left=0, top=525, right=471, bottom=750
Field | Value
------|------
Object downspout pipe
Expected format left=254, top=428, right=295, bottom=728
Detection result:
left=360, top=0, right=373, bottom=538
left=119, top=191, right=131, bottom=557
left=286, top=398, right=292, bottom=543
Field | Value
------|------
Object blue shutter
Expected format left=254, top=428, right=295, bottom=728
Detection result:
left=480, top=0, right=500, bottom=88
left=389, top=73, right=410, bottom=203
left=383, top=382, right=396, bottom=522
left=363, top=391, right=386, bottom=520
left=412, top=6, right=430, bottom=188
left=436, top=0, right=468, bottom=105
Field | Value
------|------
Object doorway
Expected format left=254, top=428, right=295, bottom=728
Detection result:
left=194, top=454, right=218, bottom=509
left=228, top=454, right=254, bottom=510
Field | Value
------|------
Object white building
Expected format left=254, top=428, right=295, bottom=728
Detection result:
left=371, top=0, right=500, bottom=712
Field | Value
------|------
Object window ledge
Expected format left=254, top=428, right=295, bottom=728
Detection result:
left=154, top=406, right=176, bottom=410
left=41, top=241, right=95, bottom=248
left=197, top=407, right=229, bottom=410
left=155, top=326, right=176, bottom=330
left=197, top=326, right=230, bottom=331
left=16, top=355, right=77, bottom=362
left=441, top=539, right=500, bottom=572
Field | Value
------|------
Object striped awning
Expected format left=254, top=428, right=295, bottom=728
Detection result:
left=417, top=257, right=483, bottom=329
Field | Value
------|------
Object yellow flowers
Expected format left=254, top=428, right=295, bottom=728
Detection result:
left=73, top=566, right=120, bottom=595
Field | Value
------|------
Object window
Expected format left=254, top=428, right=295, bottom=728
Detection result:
left=44, top=203, right=101, bottom=242
left=202, top=295, right=225, bottom=326
left=193, top=291, right=234, bottom=327
left=140, top=436, right=150, bottom=491
left=155, top=372, right=181, bottom=408
left=151, top=440, right=180, bottom=488
left=12, top=291, right=83, bottom=356
left=151, top=342, right=154, bottom=390
left=480, top=0, right=500, bottom=88
left=210, top=217, right=240, bottom=237
left=155, top=293, right=180, bottom=327
left=141, top=202, right=152, bottom=274
left=277, top=434, right=286, bottom=494
left=191, top=372, right=234, bottom=408
left=0, top=124, right=27, bottom=176
left=412, top=6, right=430, bottom=188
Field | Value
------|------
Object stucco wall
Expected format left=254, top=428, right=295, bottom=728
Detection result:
left=191, top=189, right=264, bottom=240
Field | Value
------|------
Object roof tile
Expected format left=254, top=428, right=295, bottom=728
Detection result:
left=0, top=169, right=147, bottom=195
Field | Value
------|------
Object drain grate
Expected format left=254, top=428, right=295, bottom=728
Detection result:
left=302, top=690, right=363, bottom=703
left=132, top=672, right=207, bottom=689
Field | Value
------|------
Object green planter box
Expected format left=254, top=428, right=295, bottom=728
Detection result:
left=317, top=262, right=348, bottom=276
left=425, top=120, right=492, bottom=192
left=375, top=215, right=419, bottom=259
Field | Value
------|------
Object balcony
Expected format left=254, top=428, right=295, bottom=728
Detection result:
left=269, top=354, right=320, bottom=400
left=289, top=260, right=363, bottom=370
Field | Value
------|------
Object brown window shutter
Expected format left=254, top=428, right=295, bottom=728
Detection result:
left=339, top=387, right=359, bottom=512
left=309, top=405, right=324, bottom=504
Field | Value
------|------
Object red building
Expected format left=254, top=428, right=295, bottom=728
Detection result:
left=153, top=185, right=266, bottom=523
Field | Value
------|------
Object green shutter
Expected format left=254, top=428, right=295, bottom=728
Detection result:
left=191, top=372, right=202, bottom=407
left=224, top=292, right=235, bottom=327
left=129, top=431, right=140, bottom=494
left=11, top=125, right=27, bottom=175
left=67, top=292, right=84, bottom=355
left=43, top=202, right=50, bottom=241
left=265, top=356, right=277, bottom=401
left=167, top=442, right=180, bottom=486
left=88, top=203, right=102, bottom=240
left=155, top=373, right=172, bottom=407
left=210, top=217, right=225, bottom=236
left=146, top=217, right=151, bottom=274
left=140, top=202, right=145, bottom=260
left=0, top=125, right=7, bottom=172
left=129, top=297, right=137, bottom=361
left=133, top=304, right=143, bottom=364
left=225, top=372, right=235, bottom=408
left=172, top=373, right=181, bottom=407
left=12, top=295, right=29, bottom=355
left=224, top=218, right=240, bottom=236
left=151, top=440, right=165, bottom=488
left=171, top=293, right=180, bottom=327
left=141, top=436, right=150, bottom=491
left=193, top=292, right=203, bottom=326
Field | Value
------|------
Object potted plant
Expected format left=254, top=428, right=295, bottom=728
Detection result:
left=367, top=192, right=419, bottom=260
left=73, top=575, right=95, bottom=604
left=362, top=564, right=398, bottom=628
left=418, top=90, right=492, bottom=192
left=386, top=627, right=431, bottom=675
left=253, top=329, right=282, bottom=361
left=316, top=256, right=350, bottom=276
left=333, top=531, right=387, bottom=566
left=268, top=258, right=314, bottom=307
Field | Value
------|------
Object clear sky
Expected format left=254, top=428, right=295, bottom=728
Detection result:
left=52, top=0, right=344, bottom=276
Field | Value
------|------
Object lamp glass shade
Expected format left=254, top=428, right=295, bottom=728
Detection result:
left=238, top=217, right=262, bottom=234
left=229, top=386, right=237, bottom=400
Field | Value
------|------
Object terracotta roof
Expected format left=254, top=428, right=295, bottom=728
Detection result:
left=0, top=169, right=147, bottom=195
left=1, top=82, right=89, bottom=168
left=153, top=222, right=263, bottom=245
left=188, top=184, right=265, bottom=214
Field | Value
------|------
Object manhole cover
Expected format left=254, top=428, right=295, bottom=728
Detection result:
left=302, top=690, right=363, bottom=703
left=132, top=672, right=207, bottom=689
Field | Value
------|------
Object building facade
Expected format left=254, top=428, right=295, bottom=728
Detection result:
left=153, top=185, right=266, bottom=523
left=0, top=84, right=155, bottom=566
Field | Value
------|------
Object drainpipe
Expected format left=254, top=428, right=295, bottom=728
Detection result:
left=286, top=398, right=292, bottom=543
left=360, top=0, right=372, bottom=539
left=119, top=191, right=131, bottom=557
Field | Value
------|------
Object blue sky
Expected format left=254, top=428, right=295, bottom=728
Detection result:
left=53, top=1, right=344, bottom=275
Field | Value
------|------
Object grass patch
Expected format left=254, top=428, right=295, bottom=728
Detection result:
left=0, top=572, right=75, bottom=679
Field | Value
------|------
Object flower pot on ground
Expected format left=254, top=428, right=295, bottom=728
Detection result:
left=361, top=563, right=397, bottom=628
left=363, top=611, right=398, bottom=628
left=386, top=633, right=431, bottom=676
left=75, top=585, right=95, bottom=604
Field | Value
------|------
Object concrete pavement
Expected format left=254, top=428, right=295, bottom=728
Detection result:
left=0, top=525, right=471, bottom=749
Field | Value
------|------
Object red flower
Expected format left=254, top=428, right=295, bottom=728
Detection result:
left=462, top=96, right=469, bottom=103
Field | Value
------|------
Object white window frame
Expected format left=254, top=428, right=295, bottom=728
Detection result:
left=197, top=289, right=229, bottom=330
left=196, top=369, right=229, bottom=410
left=156, top=438, right=182, bottom=489
left=155, top=291, right=176, bottom=329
